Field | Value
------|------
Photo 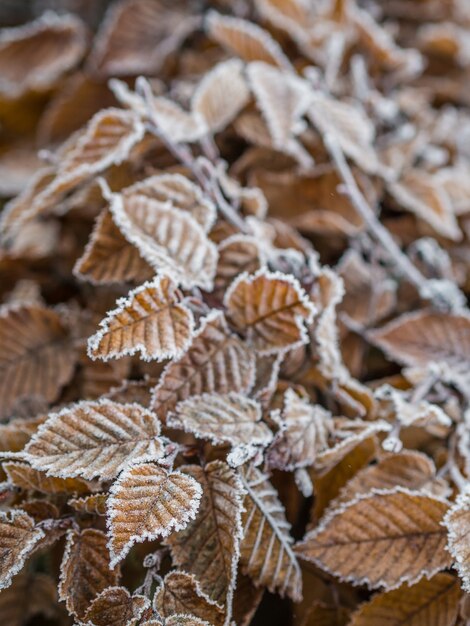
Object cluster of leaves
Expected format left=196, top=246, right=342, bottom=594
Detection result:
left=0, top=0, right=470, bottom=624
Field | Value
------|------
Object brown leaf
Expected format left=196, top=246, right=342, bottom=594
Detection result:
left=215, top=235, right=262, bottom=296
left=168, top=392, right=272, bottom=453
left=0, top=510, right=44, bottom=590
left=348, top=573, right=461, bottom=626
left=107, top=462, right=202, bottom=566
left=0, top=13, right=87, bottom=99
left=69, top=493, right=108, bottom=516
left=3, top=461, right=91, bottom=495
left=151, top=311, right=255, bottom=420
left=155, top=571, right=224, bottom=626
left=83, top=586, right=150, bottom=626
left=232, top=571, right=264, bottom=626
left=0, top=305, right=75, bottom=419
left=24, top=400, right=164, bottom=480
left=0, top=571, right=61, bottom=626
left=192, top=59, right=250, bottom=134
left=301, top=602, right=350, bottom=626
left=369, top=311, right=470, bottom=395
left=295, top=489, right=452, bottom=590
left=239, top=464, right=302, bottom=601
left=88, top=276, right=195, bottom=362
left=59, top=528, right=119, bottom=619
left=206, top=11, right=292, bottom=69
left=166, top=461, right=244, bottom=614
left=225, top=268, right=316, bottom=355
left=444, top=491, right=470, bottom=593
left=74, top=208, right=153, bottom=285
left=0, top=415, right=46, bottom=453
left=110, top=193, right=218, bottom=290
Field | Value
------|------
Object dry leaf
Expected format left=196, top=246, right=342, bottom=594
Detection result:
left=239, top=464, right=302, bottom=601
left=88, top=276, right=195, bottom=362
left=0, top=305, right=75, bottom=419
left=3, top=461, right=90, bottom=495
left=0, top=571, right=60, bottom=626
left=107, top=461, right=202, bottom=567
left=444, top=491, right=470, bottom=592
left=69, top=493, right=108, bottom=517
left=166, top=461, right=244, bottom=615
left=83, top=586, right=150, bottom=626
left=215, top=235, right=262, bottom=296
left=295, top=489, right=451, bottom=590
left=348, top=573, right=461, bottom=626
left=0, top=510, right=44, bottom=590
left=225, top=268, right=316, bottom=355
left=24, top=400, right=164, bottom=480
left=59, top=528, right=119, bottom=619
left=151, top=311, right=255, bottom=420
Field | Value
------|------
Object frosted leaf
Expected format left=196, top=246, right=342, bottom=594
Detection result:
left=206, top=11, right=292, bottom=70
left=88, top=276, right=195, bottom=362
left=225, top=268, right=316, bottom=355
left=166, top=461, right=244, bottom=616
left=150, top=96, right=208, bottom=143
left=387, top=170, right=462, bottom=241
left=215, top=235, right=263, bottom=296
left=83, top=586, right=150, bottom=626
left=59, top=528, right=119, bottom=619
left=239, top=464, right=302, bottom=601
left=168, top=392, right=272, bottom=453
left=69, top=493, right=108, bottom=517
left=123, top=174, right=216, bottom=231
left=348, top=573, right=461, bottom=626
left=0, top=510, right=44, bottom=590
left=74, top=209, right=154, bottom=285
left=443, top=490, right=470, bottom=592
left=3, top=462, right=91, bottom=496
left=107, top=461, right=202, bottom=567
left=192, top=59, right=250, bottom=134
left=151, top=311, right=255, bottom=420
left=0, top=12, right=87, bottom=99
left=0, top=305, right=75, bottom=419
left=0, top=415, right=46, bottom=454
left=266, top=389, right=333, bottom=471
left=295, top=488, right=451, bottom=590
left=110, top=192, right=218, bottom=290
left=154, top=571, right=224, bottom=626
left=24, top=400, right=164, bottom=480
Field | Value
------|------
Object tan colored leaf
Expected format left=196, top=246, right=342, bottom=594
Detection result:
left=192, top=59, right=250, bottom=134
left=295, top=489, right=451, bottom=590
left=206, top=11, right=291, bottom=69
left=24, top=400, right=164, bottom=480
left=107, top=462, right=202, bottom=567
left=0, top=142, right=42, bottom=198
left=166, top=461, right=244, bottom=613
left=149, top=96, right=207, bottom=143
left=0, top=571, right=60, bottom=626
left=0, top=13, right=87, bottom=99
left=0, top=415, right=46, bottom=453
left=239, top=464, right=302, bottom=601
left=267, top=389, right=333, bottom=471
left=349, top=573, right=461, bottom=626
left=444, top=491, right=470, bottom=592
left=155, top=571, right=224, bottom=626
left=110, top=193, right=218, bottom=290
left=3, top=462, right=90, bottom=496
left=166, top=617, right=213, bottom=626
left=334, top=451, right=447, bottom=508
left=225, top=268, right=316, bottom=355
left=88, top=276, right=195, bottom=362
left=90, top=0, right=199, bottom=76
left=151, top=311, right=255, bottom=420
left=369, top=311, right=470, bottom=395
left=301, top=602, right=350, bottom=626
left=83, top=586, right=150, bottom=626
left=168, top=392, right=272, bottom=451
left=74, top=209, right=153, bottom=285
left=215, top=235, right=262, bottom=296
left=0, top=305, right=75, bottom=419
left=59, top=528, right=119, bottom=619
left=0, top=510, right=44, bottom=590
left=123, top=174, right=216, bottom=231
left=69, top=493, right=108, bottom=516
left=387, top=170, right=461, bottom=241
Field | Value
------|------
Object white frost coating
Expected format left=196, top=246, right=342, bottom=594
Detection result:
left=109, top=192, right=218, bottom=290
left=443, top=489, right=470, bottom=592
left=0, top=510, right=45, bottom=590
left=296, top=487, right=451, bottom=590
left=87, top=275, right=195, bottom=362
left=83, top=586, right=150, bottom=626
left=107, top=461, right=203, bottom=567
left=24, top=399, right=165, bottom=480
